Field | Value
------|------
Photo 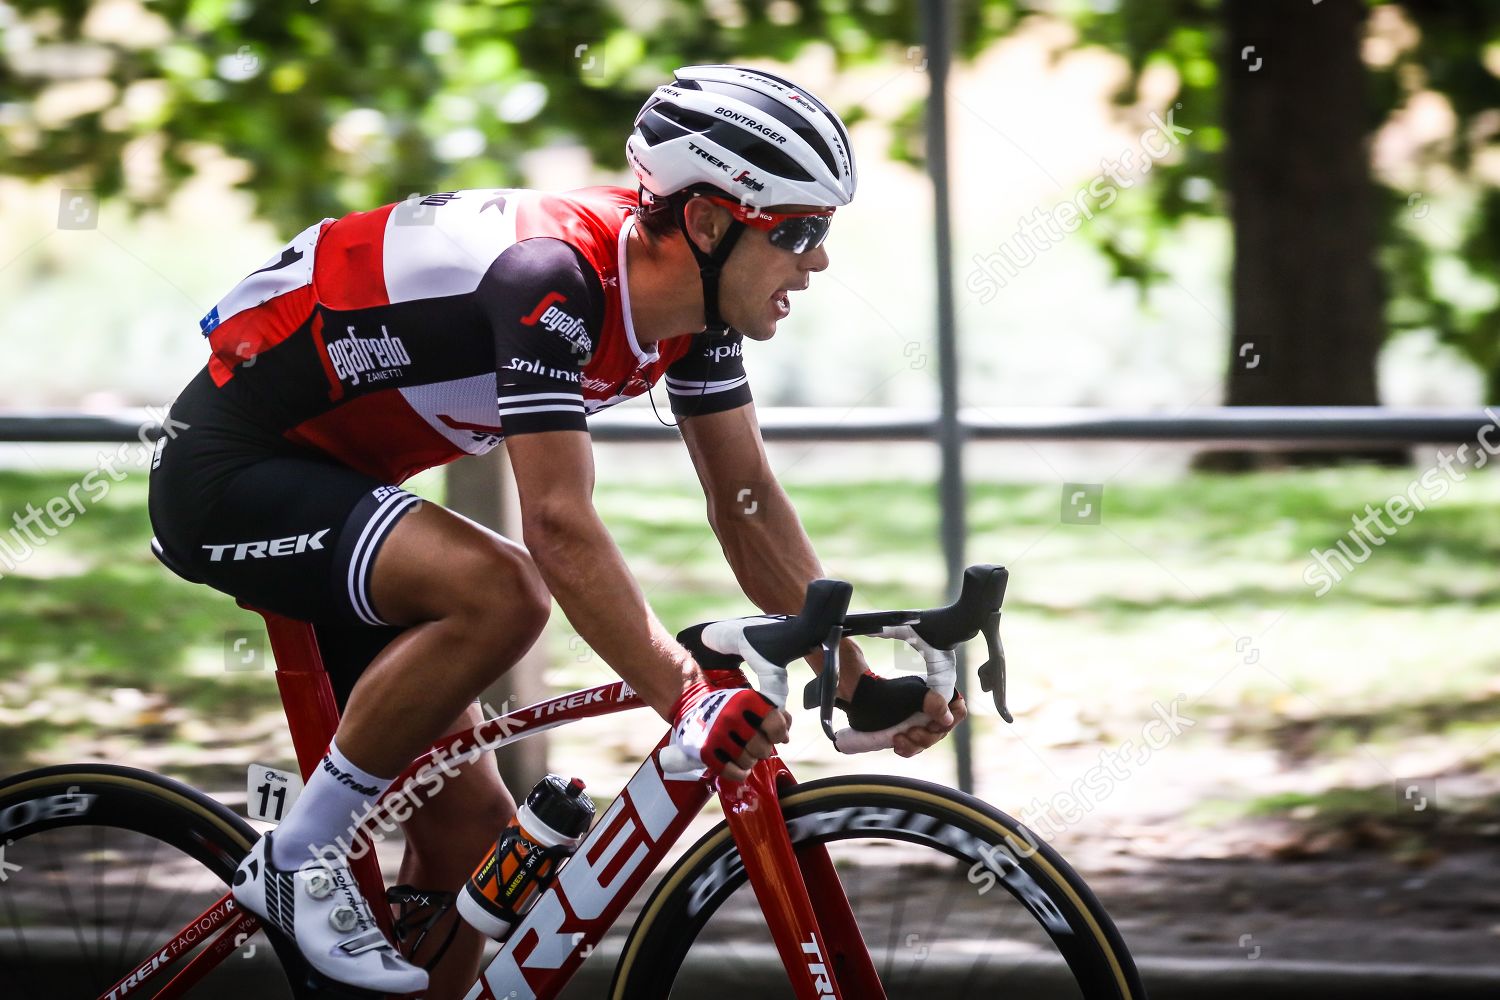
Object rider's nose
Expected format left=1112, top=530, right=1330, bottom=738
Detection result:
left=802, top=244, right=829, bottom=273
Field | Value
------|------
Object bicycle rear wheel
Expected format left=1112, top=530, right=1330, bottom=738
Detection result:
left=613, top=774, right=1144, bottom=999
left=0, top=763, right=312, bottom=999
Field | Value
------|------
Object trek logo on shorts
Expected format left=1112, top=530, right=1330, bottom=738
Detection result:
left=202, top=529, right=330, bottom=562
left=325, top=324, right=411, bottom=388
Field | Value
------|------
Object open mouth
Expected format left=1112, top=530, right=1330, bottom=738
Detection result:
left=771, top=288, right=790, bottom=319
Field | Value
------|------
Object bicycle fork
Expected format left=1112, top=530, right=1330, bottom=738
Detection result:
left=720, top=760, right=884, bottom=1000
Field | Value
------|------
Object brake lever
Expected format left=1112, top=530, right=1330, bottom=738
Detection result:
left=974, top=609, right=1012, bottom=723
left=816, top=624, right=840, bottom=741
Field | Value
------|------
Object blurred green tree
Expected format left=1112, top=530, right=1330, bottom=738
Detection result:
left=2, top=0, right=1496, bottom=418
left=1073, top=0, right=1500, bottom=458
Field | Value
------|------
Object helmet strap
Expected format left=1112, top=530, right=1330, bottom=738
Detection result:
left=676, top=196, right=746, bottom=336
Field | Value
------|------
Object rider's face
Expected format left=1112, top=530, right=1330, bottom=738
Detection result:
left=711, top=205, right=831, bottom=341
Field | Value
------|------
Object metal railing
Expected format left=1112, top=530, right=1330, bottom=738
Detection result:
left=3, top=406, right=1496, bottom=446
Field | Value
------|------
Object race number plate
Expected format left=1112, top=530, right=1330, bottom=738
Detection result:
left=246, top=764, right=303, bottom=824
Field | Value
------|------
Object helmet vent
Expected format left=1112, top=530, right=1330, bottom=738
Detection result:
left=715, top=126, right=813, bottom=182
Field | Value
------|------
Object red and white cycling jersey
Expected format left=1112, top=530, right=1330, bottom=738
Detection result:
left=193, top=186, right=750, bottom=484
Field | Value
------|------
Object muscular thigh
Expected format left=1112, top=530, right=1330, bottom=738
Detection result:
left=366, top=501, right=547, bottom=628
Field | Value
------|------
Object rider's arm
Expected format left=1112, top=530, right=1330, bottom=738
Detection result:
left=506, top=429, right=701, bottom=721
left=676, top=399, right=868, bottom=697
left=680, top=402, right=964, bottom=752
left=478, top=238, right=701, bottom=721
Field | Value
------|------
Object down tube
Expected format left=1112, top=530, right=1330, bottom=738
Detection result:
left=719, top=760, right=879, bottom=1000
left=466, top=738, right=714, bottom=1000
left=780, top=771, right=885, bottom=998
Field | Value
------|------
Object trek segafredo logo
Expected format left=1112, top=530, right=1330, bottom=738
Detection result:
left=521, top=291, right=593, bottom=359
left=326, top=324, right=411, bottom=387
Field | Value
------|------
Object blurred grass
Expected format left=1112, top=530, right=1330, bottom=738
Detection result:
left=1, top=464, right=1498, bottom=826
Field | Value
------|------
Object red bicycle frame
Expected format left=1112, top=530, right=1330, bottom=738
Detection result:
left=108, top=606, right=882, bottom=1000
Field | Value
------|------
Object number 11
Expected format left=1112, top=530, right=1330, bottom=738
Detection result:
left=255, top=782, right=287, bottom=820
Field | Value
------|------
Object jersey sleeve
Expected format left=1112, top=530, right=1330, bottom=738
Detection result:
left=478, top=238, right=604, bottom=436
left=664, top=331, right=753, bottom=419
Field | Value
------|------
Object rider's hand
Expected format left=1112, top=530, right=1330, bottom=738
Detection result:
left=830, top=640, right=966, bottom=758
left=893, top=688, right=967, bottom=758
left=669, top=670, right=791, bottom=782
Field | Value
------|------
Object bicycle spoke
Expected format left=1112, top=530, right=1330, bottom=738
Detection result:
left=114, top=832, right=161, bottom=971
left=38, top=825, right=100, bottom=992
left=1, top=862, right=38, bottom=995
left=92, top=823, right=104, bottom=963
left=881, top=858, right=904, bottom=984
left=0, top=768, right=305, bottom=999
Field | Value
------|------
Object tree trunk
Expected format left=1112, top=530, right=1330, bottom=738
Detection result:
left=1199, top=0, right=1403, bottom=470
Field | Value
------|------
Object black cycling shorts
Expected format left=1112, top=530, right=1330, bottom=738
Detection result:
left=149, top=389, right=423, bottom=707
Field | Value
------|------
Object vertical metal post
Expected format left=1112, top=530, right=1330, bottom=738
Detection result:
left=446, top=451, right=550, bottom=795
left=921, top=0, right=973, bottom=794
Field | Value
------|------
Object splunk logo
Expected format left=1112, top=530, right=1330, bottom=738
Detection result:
left=704, top=341, right=742, bottom=363
left=478, top=759, right=684, bottom=999
left=326, top=324, right=411, bottom=387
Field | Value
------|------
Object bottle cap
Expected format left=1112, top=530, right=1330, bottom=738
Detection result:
left=528, top=774, right=596, bottom=838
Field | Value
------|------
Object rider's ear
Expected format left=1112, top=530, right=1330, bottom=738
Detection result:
left=681, top=197, right=727, bottom=254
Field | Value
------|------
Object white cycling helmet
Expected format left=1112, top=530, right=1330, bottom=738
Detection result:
left=627, top=64, right=858, bottom=210
left=627, top=65, right=858, bottom=333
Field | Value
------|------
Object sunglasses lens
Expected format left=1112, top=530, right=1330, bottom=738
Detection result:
left=769, top=214, right=832, bottom=253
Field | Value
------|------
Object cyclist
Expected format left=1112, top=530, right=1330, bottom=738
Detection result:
left=148, top=64, right=966, bottom=997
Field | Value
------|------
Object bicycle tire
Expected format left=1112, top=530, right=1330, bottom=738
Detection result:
left=0, top=762, right=315, bottom=999
left=612, top=774, right=1145, bottom=999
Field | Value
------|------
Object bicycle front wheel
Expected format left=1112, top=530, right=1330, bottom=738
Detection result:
left=613, top=774, right=1144, bottom=999
left=0, top=763, right=312, bottom=998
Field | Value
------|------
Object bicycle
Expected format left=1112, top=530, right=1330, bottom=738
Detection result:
left=0, top=563, right=1146, bottom=999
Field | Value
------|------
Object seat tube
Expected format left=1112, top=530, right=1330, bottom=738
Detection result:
left=720, top=759, right=860, bottom=1000
left=244, top=605, right=393, bottom=936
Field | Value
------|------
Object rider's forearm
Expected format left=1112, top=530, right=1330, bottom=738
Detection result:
left=524, top=505, right=700, bottom=721
left=707, top=478, right=864, bottom=689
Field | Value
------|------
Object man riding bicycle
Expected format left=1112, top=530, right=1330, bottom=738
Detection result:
left=148, top=64, right=966, bottom=997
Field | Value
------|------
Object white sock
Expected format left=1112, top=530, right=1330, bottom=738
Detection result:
left=269, top=739, right=393, bottom=870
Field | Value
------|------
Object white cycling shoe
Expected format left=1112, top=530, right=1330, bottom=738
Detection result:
left=232, top=831, right=428, bottom=996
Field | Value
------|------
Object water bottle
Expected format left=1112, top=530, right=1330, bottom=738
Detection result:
left=457, top=775, right=595, bottom=940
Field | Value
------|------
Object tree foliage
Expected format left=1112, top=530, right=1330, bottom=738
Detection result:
left=1068, top=0, right=1500, bottom=399
left=0, top=0, right=1008, bottom=229
left=4, top=0, right=1497, bottom=391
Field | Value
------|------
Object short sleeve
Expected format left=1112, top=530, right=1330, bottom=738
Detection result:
left=665, top=330, right=753, bottom=419
left=478, top=238, right=604, bottom=436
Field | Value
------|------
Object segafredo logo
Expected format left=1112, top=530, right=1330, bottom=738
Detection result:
left=326, top=324, right=411, bottom=387
left=731, top=169, right=764, bottom=192
left=521, top=292, right=592, bottom=358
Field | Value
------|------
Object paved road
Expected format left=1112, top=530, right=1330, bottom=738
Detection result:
left=15, top=936, right=1500, bottom=998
